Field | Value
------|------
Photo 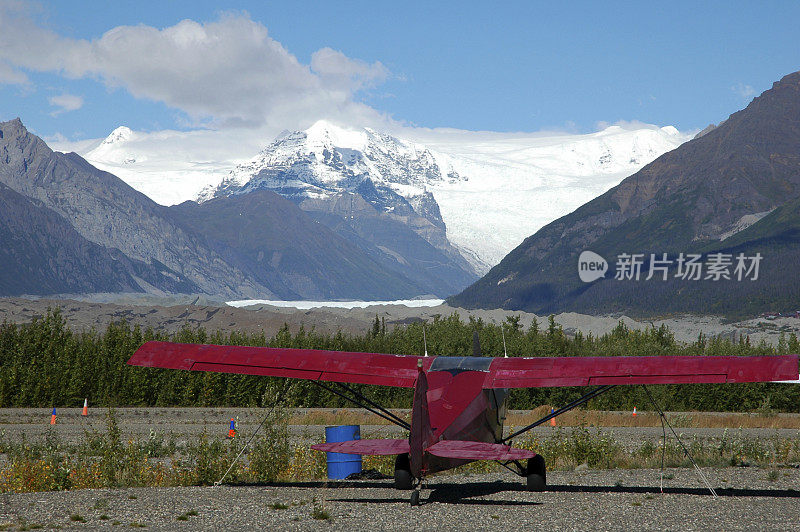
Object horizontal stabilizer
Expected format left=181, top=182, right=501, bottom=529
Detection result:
left=426, top=440, right=536, bottom=461
left=311, top=438, right=410, bottom=456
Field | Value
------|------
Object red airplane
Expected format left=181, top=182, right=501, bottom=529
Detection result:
left=128, top=339, right=797, bottom=505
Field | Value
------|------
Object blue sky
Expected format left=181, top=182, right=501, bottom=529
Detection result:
left=1, top=0, right=799, bottom=140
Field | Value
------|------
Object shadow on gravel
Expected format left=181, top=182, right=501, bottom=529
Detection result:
left=547, top=484, right=800, bottom=498
left=326, top=481, right=541, bottom=506
left=225, top=480, right=396, bottom=489
left=231, top=480, right=800, bottom=502
left=424, top=481, right=540, bottom=506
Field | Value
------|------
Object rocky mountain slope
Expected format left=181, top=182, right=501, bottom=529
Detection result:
left=0, top=118, right=264, bottom=298
left=0, top=181, right=197, bottom=296
left=168, top=190, right=426, bottom=299
left=450, top=71, right=800, bottom=317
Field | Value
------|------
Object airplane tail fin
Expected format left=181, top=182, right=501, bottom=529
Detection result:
left=311, top=439, right=409, bottom=456
left=410, top=366, right=433, bottom=477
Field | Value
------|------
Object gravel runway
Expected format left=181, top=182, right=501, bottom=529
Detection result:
left=1, top=468, right=799, bottom=530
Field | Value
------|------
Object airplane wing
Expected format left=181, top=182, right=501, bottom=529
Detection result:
left=483, top=354, right=799, bottom=388
left=129, top=342, right=798, bottom=389
left=128, top=341, right=423, bottom=387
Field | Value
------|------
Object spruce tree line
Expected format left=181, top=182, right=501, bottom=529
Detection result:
left=0, top=309, right=798, bottom=412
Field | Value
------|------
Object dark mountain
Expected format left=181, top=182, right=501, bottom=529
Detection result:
left=168, top=190, right=426, bottom=300
left=0, top=118, right=266, bottom=298
left=298, top=190, right=477, bottom=297
left=0, top=181, right=198, bottom=296
left=450, top=71, right=800, bottom=318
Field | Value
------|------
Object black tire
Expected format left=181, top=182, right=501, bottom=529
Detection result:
left=526, top=455, right=547, bottom=492
left=410, top=490, right=420, bottom=506
left=394, top=454, right=414, bottom=490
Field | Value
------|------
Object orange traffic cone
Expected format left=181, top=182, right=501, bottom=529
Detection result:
left=82, top=398, right=88, bottom=416
left=227, top=418, right=236, bottom=438
left=632, top=407, right=637, bottom=417
left=50, top=407, right=57, bottom=425
left=550, top=408, right=557, bottom=426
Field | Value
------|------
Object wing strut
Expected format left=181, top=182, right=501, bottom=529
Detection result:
left=501, top=385, right=615, bottom=443
left=310, top=380, right=411, bottom=430
left=641, top=385, right=717, bottom=497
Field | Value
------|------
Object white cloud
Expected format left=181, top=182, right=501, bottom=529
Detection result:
left=732, top=83, right=756, bottom=99
left=48, top=93, right=83, bottom=115
left=43, top=132, right=68, bottom=144
left=594, top=120, right=668, bottom=132
left=0, top=60, right=28, bottom=84
left=311, top=47, right=389, bottom=93
left=0, top=5, right=393, bottom=130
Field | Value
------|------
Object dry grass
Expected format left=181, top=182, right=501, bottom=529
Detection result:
left=507, top=406, right=800, bottom=429
left=3, top=408, right=800, bottom=493
left=287, top=409, right=410, bottom=427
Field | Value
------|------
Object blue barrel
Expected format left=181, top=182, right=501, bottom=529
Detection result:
left=325, top=425, right=362, bottom=479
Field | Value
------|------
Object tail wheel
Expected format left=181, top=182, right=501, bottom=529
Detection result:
left=526, top=455, right=546, bottom=492
left=394, top=453, right=414, bottom=490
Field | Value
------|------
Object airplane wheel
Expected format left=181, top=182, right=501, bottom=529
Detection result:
left=526, top=455, right=547, bottom=492
left=394, top=454, right=414, bottom=490
left=410, top=490, right=420, bottom=506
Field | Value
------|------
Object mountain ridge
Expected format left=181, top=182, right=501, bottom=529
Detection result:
left=195, top=120, right=479, bottom=291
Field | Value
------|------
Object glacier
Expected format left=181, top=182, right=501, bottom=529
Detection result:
left=62, top=121, right=690, bottom=274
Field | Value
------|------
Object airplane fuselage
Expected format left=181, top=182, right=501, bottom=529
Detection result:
left=414, top=356, right=509, bottom=476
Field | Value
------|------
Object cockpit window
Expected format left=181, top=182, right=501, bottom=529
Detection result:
left=429, top=356, right=492, bottom=373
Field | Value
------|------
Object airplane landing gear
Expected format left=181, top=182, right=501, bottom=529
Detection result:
left=526, top=455, right=547, bottom=492
left=394, top=454, right=414, bottom=490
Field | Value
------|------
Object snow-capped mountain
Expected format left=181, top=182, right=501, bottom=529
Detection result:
left=196, top=120, right=479, bottom=292
left=199, top=121, right=689, bottom=272
left=198, top=120, right=464, bottom=231
left=71, top=121, right=689, bottom=273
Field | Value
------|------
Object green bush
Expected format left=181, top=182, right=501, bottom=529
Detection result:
left=248, top=408, right=290, bottom=482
